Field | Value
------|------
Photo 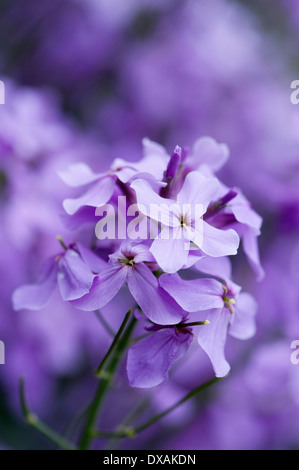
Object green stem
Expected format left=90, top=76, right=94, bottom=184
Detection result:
left=93, top=376, right=224, bottom=440
left=94, top=310, right=115, bottom=338
left=20, top=378, right=76, bottom=450
left=94, top=309, right=131, bottom=377
left=104, top=398, right=150, bottom=450
left=135, top=376, right=222, bottom=433
left=79, top=311, right=137, bottom=450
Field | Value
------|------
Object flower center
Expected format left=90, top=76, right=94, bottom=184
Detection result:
left=179, top=212, right=191, bottom=228
left=118, top=254, right=135, bottom=267
left=222, top=285, right=235, bottom=314
left=180, top=214, right=185, bottom=227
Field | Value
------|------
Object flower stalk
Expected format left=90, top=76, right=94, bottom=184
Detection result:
left=20, top=378, right=77, bottom=450
left=79, top=310, right=137, bottom=450
left=93, top=376, right=224, bottom=440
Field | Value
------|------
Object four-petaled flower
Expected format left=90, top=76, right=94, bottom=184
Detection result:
left=131, top=171, right=239, bottom=273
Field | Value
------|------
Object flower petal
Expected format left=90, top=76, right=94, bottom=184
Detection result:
left=130, top=178, right=175, bottom=226
left=141, top=138, right=169, bottom=180
left=127, top=328, right=192, bottom=388
left=150, top=226, right=189, bottom=273
left=127, top=263, right=184, bottom=325
left=12, top=258, right=58, bottom=311
left=63, top=176, right=116, bottom=215
left=241, top=226, right=265, bottom=281
left=70, top=261, right=126, bottom=310
left=61, top=206, right=98, bottom=230
left=197, top=308, right=231, bottom=377
left=194, top=256, right=232, bottom=280
left=75, top=243, right=106, bottom=274
left=192, top=137, right=229, bottom=172
left=160, top=274, right=224, bottom=312
left=116, top=164, right=166, bottom=191
left=177, top=171, right=219, bottom=214
left=200, top=221, right=239, bottom=257
left=116, top=242, right=155, bottom=264
left=57, top=249, right=95, bottom=301
left=229, top=293, right=257, bottom=340
left=58, top=162, right=104, bottom=187
left=230, top=193, right=262, bottom=234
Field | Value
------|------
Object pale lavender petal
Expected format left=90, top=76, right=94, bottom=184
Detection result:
left=127, top=328, right=192, bottom=388
left=194, top=256, right=232, bottom=280
left=61, top=206, right=98, bottom=230
left=150, top=227, right=188, bottom=273
left=126, top=243, right=155, bottom=264
left=141, top=138, right=169, bottom=179
left=70, top=261, right=127, bottom=311
left=197, top=308, right=231, bottom=377
left=127, top=263, right=184, bottom=325
left=192, top=137, right=229, bottom=172
left=229, top=293, right=257, bottom=340
left=109, top=242, right=155, bottom=264
left=183, top=250, right=205, bottom=269
left=119, top=167, right=167, bottom=191
left=57, top=249, right=95, bottom=301
left=130, top=179, right=174, bottom=226
left=58, top=162, right=104, bottom=187
left=112, top=162, right=137, bottom=183
left=130, top=172, right=167, bottom=192
left=63, top=176, right=116, bottom=215
left=231, top=193, right=262, bottom=233
left=12, top=258, right=58, bottom=311
left=200, top=221, right=239, bottom=257
left=241, top=226, right=265, bottom=281
left=142, top=137, right=169, bottom=160
left=113, top=140, right=168, bottom=181
left=177, top=171, right=219, bottom=214
left=160, top=274, right=224, bottom=312
left=75, top=243, right=106, bottom=274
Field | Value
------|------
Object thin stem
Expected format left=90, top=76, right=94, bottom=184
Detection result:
left=79, top=311, right=137, bottom=450
left=94, top=309, right=115, bottom=338
left=104, top=398, right=150, bottom=450
left=61, top=403, right=89, bottom=444
left=94, top=309, right=131, bottom=377
left=135, top=376, right=222, bottom=434
left=93, top=376, right=224, bottom=440
left=20, top=378, right=76, bottom=450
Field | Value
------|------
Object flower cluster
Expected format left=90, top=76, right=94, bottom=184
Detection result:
left=13, top=136, right=262, bottom=388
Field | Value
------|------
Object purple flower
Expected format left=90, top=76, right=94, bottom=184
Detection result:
left=131, top=171, right=239, bottom=273
left=160, top=274, right=257, bottom=377
left=185, top=136, right=230, bottom=173
left=229, top=192, right=264, bottom=280
left=59, top=138, right=168, bottom=216
left=13, top=242, right=105, bottom=310
left=127, top=326, right=193, bottom=388
left=71, top=242, right=184, bottom=325
left=205, top=185, right=264, bottom=280
left=144, top=137, right=229, bottom=198
left=58, top=163, right=119, bottom=216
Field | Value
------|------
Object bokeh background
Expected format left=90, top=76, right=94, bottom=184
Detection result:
left=0, top=0, right=299, bottom=450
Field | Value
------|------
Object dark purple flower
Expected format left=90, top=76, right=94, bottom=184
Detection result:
left=13, top=242, right=104, bottom=310
left=127, top=326, right=193, bottom=388
left=131, top=170, right=239, bottom=273
left=71, top=242, right=185, bottom=325
left=160, top=274, right=257, bottom=377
